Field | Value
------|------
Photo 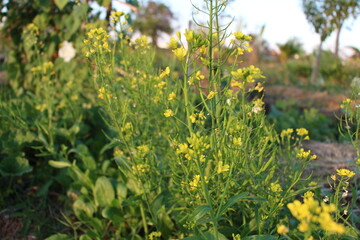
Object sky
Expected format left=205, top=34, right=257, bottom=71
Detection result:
left=112, top=0, right=360, bottom=56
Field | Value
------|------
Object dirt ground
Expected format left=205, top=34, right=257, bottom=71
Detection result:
left=264, top=85, right=348, bottom=118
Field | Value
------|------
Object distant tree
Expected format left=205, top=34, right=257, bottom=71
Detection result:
left=323, top=0, right=360, bottom=57
left=302, top=0, right=335, bottom=84
left=133, top=1, right=174, bottom=46
left=277, top=38, right=304, bottom=64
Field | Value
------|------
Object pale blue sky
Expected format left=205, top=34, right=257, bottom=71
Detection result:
left=112, top=0, right=360, bottom=56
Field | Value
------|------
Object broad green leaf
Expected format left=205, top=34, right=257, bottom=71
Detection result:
left=190, top=205, right=211, bottom=222
left=45, top=233, right=72, bottom=240
left=217, top=192, right=249, bottom=217
left=182, top=231, right=227, bottom=240
left=73, top=198, right=95, bottom=220
left=94, top=177, right=115, bottom=207
left=79, top=235, right=92, bottom=240
left=54, top=0, right=68, bottom=10
left=243, top=235, right=277, bottom=240
left=0, top=156, right=32, bottom=176
left=126, top=178, right=143, bottom=195
left=48, top=160, right=71, bottom=168
left=203, top=230, right=228, bottom=240
left=115, top=182, right=127, bottom=202
left=33, top=14, right=49, bottom=30
left=102, top=207, right=123, bottom=224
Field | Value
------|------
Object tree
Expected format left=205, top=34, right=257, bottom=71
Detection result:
left=133, top=1, right=174, bottom=47
left=302, top=0, right=334, bottom=84
left=323, top=0, right=360, bottom=57
left=277, top=38, right=304, bottom=64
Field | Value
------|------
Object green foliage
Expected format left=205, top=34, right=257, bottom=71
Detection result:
left=0, top=0, right=359, bottom=239
left=268, top=100, right=337, bottom=141
left=277, top=38, right=304, bottom=63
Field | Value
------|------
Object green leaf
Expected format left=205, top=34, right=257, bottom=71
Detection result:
left=54, top=0, right=68, bottom=10
left=190, top=205, right=211, bottom=222
left=217, top=192, right=249, bottom=217
left=79, top=235, right=92, bottom=240
left=48, top=160, right=71, bottom=168
left=0, top=156, right=32, bottom=176
left=115, top=182, right=127, bottom=202
left=94, top=177, right=115, bottom=207
left=203, top=230, right=228, bottom=240
left=73, top=198, right=95, bottom=220
left=102, top=207, right=123, bottom=224
left=45, top=233, right=72, bottom=240
left=242, top=235, right=277, bottom=240
left=33, top=14, right=49, bottom=30
left=182, top=230, right=228, bottom=240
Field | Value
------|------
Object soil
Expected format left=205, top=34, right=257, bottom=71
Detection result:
left=264, top=85, right=348, bottom=119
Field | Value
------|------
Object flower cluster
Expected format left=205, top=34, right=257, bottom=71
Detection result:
left=336, top=168, right=355, bottom=178
left=231, top=65, right=265, bottom=91
left=148, top=231, right=161, bottom=240
left=287, top=192, right=345, bottom=235
left=189, top=112, right=206, bottom=125
left=98, top=87, right=112, bottom=100
left=83, top=28, right=110, bottom=57
left=296, top=148, right=317, bottom=160
left=110, top=11, right=125, bottom=24
left=132, top=164, right=150, bottom=173
left=280, top=128, right=294, bottom=139
left=231, top=32, right=253, bottom=56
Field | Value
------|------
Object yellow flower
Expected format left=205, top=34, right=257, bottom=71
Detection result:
left=172, top=48, right=187, bottom=61
left=160, top=66, right=170, bottom=79
left=296, top=128, right=309, bottom=136
left=270, top=183, right=283, bottom=193
left=176, top=143, right=189, bottom=154
left=137, top=145, right=150, bottom=154
left=296, top=148, right=313, bottom=159
left=217, top=161, right=230, bottom=174
left=189, top=175, right=201, bottom=191
left=132, top=164, right=150, bottom=173
left=280, top=128, right=293, bottom=138
left=35, top=104, right=46, bottom=112
left=148, top=231, right=162, bottom=240
left=168, top=37, right=178, bottom=49
left=336, top=168, right=355, bottom=178
left=189, top=114, right=196, bottom=123
left=276, top=225, right=289, bottom=235
left=98, top=87, right=112, bottom=100
left=254, top=82, right=264, bottom=92
left=236, top=47, right=244, bottom=55
left=164, top=109, right=174, bottom=117
left=231, top=69, right=244, bottom=80
left=233, top=32, right=244, bottom=40
left=196, top=71, right=205, bottom=80
left=168, top=92, right=176, bottom=101
left=207, top=91, right=217, bottom=99
left=230, top=80, right=243, bottom=89
left=232, top=137, right=242, bottom=146
left=184, top=29, right=194, bottom=42
left=298, top=221, right=309, bottom=232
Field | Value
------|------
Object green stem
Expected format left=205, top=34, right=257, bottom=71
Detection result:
left=140, top=202, right=149, bottom=236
